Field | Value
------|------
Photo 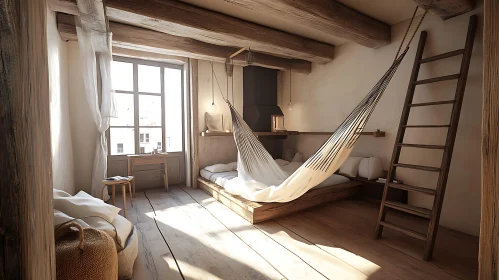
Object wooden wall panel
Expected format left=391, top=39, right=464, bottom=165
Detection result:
left=108, top=154, right=184, bottom=189
left=480, top=1, right=499, bottom=279
left=198, top=137, right=239, bottom=169
left=189, top=59, right=200, bottom=188
left=0, top=0, right=55, bottom=278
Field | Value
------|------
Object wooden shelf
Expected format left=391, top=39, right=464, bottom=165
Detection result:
left=300, top=130, right=385, bottom=137
left=200, top=130, right=385, bottom=137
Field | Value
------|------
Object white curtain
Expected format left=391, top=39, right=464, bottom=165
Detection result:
left=76, top=26, right=116, bottom=200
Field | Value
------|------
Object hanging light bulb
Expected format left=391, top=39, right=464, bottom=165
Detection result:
left=288, top=65, right=293, bottom=111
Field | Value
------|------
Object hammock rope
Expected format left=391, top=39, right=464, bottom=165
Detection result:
left=208, top=9, right=428, bottom=202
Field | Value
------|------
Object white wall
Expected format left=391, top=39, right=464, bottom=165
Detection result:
left=67, top=41, right=99, bottom=194
left=198, top=60, right=243, bottom=168
left=280, top=8, right=483, bottom=236
left=47, top=8, right=75, bottom=194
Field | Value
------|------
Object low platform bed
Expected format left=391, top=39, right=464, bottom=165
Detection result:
left=197, top=177, right=362, bottom=224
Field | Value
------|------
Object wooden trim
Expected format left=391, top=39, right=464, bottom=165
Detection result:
left=480, top=1, right=499, bottom=278
left=219, top=0, right=390, bottom=48
left=200, top=130, right=386, bottom=137
left=56, top=13, right=312, bottom=74
left=198, top=178, right=361, bottom=224
left=113, top=47, right=188, bottom=65
left=413, top=0, right=476, bottom=19
left=189, top=59, right=200, bottom=188
left=0, top=0, right=55, bottom=278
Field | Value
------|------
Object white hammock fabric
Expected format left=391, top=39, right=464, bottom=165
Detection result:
left=223, top=51, right=407, bottom=202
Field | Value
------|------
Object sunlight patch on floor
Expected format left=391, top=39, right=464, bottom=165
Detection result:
left=316, top=244, right=382, bottom=275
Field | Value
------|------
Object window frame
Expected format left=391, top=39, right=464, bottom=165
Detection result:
left=117, top=143, right=124, bottom=154
left=108, top=56, right=184, bottom=156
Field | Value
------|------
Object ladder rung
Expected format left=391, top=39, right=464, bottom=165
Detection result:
left=403, top=125, right=450, bottom=128
left=393, top=163, right=441, bottom=172
left=398, top=143, right=446, bottom=149
left=379, top=221, right=427, bottom=240
left=387, top=182, right=436, bottom=195
left=409, top=100, right=456, bottom=107
left=414, top=74, right=460, bottom=85
left=384, top=200, right=432, bottom=218
left=419, top=49, right=465, bottom=64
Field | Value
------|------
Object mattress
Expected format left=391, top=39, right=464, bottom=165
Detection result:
left=200, top=163, right=350, bottom=189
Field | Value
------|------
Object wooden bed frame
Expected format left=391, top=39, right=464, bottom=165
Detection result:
left=197, top=177, right=362, bottom=224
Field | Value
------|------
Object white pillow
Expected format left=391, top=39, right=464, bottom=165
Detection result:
left=282, top=148, right=295, bottom=162
left=54, top=189, right=72, bottom=198
left=358, top=157, right=383, bottom=180
left=204, top=163, right=233, bottom=173
left=227, top=162, right=238, bottom=171
left=291, top=152, right=303, bottom=162
left=205, top=113, right=224, bottom=132
left=54, top=210, right=90, bottom=228
left=275, top=159, right=290, bottom=166
left=339, top=156, right=364, bottom=177
left=53, top=190, right=121, bottom=222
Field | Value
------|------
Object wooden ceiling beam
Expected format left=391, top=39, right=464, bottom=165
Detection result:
left=413, top=0, right=476, bottom=19
left=57, top=13, right=311, bottom=73
left=101, top=0, right=335, bottom=63
left=222, top=0, right=391, bottom=48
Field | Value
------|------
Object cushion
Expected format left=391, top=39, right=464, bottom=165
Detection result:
left=53, top=190, right=121, bottom=222
left=358, top=157, right=383, bottom=180
left=282, top=148, right=295, bottom=162
left=54, top=210, right=90, bottom=228
left=339, top=156, right=364, bottom=177
left=54, top=189, right=72, bottom=198
left=227, top=162, right=238, bottom=171
left=291, top=152, right=303, bottom=162
left=275, top=159, right=290, bottom=166
left=204, top=163, right=234, bottom=173
left=118, top=226, right=138, bottom=279
left=205, top=112, right=224, bottom=132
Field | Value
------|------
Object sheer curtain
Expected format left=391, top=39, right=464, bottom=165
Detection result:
left=76, top=25, right=116, bottom=200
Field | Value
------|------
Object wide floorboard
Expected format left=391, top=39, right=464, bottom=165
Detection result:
left=115, top=186, right=478, bottom=280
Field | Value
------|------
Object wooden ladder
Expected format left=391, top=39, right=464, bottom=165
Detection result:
left=374, top=15, right=478, bottom=261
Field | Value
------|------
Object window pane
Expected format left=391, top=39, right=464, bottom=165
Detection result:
left=139, top=128, right=162, bottom=154
left=138, top=65, right=161, bottom=93
left=110, top=93, right=134, bottom=126
left=110, top=128, right=135, bottom=155
left=139, top=95, right=162, bottom=126
left=112, top=61, right=133, bottom=91
left=164, top=68, right=183, bottom=152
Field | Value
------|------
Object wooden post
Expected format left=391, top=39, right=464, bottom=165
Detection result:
left=480, top=1, right=499, bottom=279
left=189, top=59, right=200, bottom=188
left=0, top=0, right=55, bottom=279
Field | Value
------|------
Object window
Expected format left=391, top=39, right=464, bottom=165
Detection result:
left=117, top=143, right=124, bottom=154
left=109, top=58, right=183, bottom=155
left=140, top=133, right=150, bottom=143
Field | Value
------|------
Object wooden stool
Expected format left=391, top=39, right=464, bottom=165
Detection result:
left=101, top=177, right=134, bottom=217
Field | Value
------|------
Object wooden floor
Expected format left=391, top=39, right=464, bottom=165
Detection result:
left=115, top=186, right=478, bottom=280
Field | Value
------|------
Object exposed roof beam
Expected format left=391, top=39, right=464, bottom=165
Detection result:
left=102, top=0, right=335, bottom=63
left=223, top=0, right=390, bottom=49
left=413, top=0, right=476, bottom=19
left=57, top=13, right=312, bottom=73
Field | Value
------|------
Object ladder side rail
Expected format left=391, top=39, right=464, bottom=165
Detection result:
left=423, top=15, right=478, bottom=261
left=374, top=31, right=428, bottom=239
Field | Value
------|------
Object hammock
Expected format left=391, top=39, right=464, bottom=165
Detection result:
left=217, top=8, right=427, bottom=203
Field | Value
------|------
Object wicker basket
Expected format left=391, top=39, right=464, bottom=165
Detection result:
left=55, top=222, right=118, bottom=280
